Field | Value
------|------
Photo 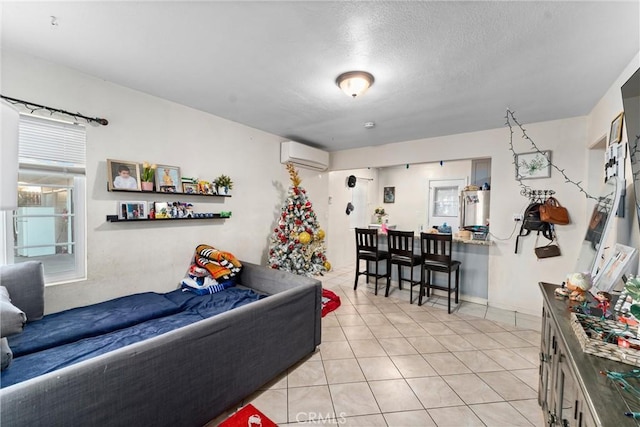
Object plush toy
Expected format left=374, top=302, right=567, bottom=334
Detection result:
left=554, top=272, right=593, bottom=302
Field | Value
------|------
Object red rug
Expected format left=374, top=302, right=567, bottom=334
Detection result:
left=321, top=288, right=341, bottom=317
left=219, top=404, right=277, bottom=427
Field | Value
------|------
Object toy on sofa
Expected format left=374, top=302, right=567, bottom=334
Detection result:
left=180, top=244, right=242, bottom=295
left=554, top=272, right=593, bottom=302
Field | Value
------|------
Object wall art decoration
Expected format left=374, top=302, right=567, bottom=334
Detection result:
left=383, top=186, right=395, bottom=203
left=593, top=243, right=637, bottom=293
left=515, top=150, right=551, bottom=180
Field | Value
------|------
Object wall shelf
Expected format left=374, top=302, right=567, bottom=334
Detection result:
left=107, top=186, right=231, bottom=198
left=107, top=183, right=231, bottom=224
left=106, top=214, right=230, bottom=223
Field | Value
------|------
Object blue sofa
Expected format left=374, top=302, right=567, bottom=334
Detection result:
left=0, top=261, right=322, bottom=426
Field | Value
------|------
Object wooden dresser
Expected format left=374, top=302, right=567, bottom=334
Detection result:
left=539, top=282, right=640, bottom=426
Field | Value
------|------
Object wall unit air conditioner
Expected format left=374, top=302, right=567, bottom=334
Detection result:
left=280, top=141, right=329, bottom=171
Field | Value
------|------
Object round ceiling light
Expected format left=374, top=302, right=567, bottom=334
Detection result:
left=336, top=71, right=374, bottom=98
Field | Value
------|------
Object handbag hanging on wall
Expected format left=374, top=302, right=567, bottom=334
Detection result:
left=534, top=227, right=562, bottom=259
left=539, top=197, right=570, bottom=225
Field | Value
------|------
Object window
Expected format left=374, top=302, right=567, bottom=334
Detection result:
left=428, top=179, right=465, bottom=231
left=3, top=115, right=86, bottom=284
left=433, top=186, right=459, bottom=217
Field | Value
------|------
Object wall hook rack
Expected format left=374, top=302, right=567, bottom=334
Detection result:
left=521, top=188, right=555, bottom=203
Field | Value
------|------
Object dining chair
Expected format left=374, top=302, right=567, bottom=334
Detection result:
left=386, top=230, right=422, bottom=302
left=419, top=232, right=461, bottom=313
left=354, top=228, right=389, bottom=295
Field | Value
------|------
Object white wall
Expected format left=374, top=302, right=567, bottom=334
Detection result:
left=326, top=160, right=473, bottom=284
left=2, top=50, right=328, bottom=313
left=327, top=168, right=377, bottom=268
left=377, top=161, right=472, bottom=232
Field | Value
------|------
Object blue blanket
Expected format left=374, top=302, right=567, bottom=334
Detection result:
left=8, top=292, right=182, bottom=357
left=2, top=287, right=265, bottom=388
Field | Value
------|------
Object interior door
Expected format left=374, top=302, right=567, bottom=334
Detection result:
left=428, top=179, right=465, bottom=231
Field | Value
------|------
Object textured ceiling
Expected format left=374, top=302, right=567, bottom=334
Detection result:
left=2, top=1, right=639, bottom=152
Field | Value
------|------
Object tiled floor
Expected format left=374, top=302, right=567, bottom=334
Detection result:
left=210, top=265, right=545, bottom=426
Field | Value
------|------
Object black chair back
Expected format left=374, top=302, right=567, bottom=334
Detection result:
left=355, top=228, right=380, bottom=254
left=387, top=230, right=415, bottom=259
left=420, top=232, right=454, bottom=265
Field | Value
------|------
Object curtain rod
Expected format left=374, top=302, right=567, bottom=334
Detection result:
left=1, top=95, right=108, bottom=126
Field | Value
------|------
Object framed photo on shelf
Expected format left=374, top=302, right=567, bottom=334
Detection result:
left=383, top=186, right=395, bottom=203
left=183, top=183, right=199, bottom=194
left=107, top=159, right=141, bottom=191
left=117, top=201, right=147, bottom=220
left=155, top=165, right=181, bottom=193
left=154, top=202, right=170, bottom=218
left=608, top=112, right=624, bottom=146
left=592, top=243, right=638, bottom=293
left=515, top=150, right=551, bottom=180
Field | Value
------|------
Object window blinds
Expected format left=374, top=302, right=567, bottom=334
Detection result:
left=18, top=114, right=86, bottom=170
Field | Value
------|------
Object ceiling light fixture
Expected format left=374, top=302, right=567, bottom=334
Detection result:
left=336, top=71, right=374, bottom=98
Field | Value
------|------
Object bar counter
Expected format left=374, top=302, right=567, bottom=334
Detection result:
left=377, top=232, right=490, bottom=300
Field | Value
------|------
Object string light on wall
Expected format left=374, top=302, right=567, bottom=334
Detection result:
left=505, top=108, right=594, bottom=200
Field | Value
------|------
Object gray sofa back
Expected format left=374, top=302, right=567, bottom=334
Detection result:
left=0, top=261, right=321, bottom=426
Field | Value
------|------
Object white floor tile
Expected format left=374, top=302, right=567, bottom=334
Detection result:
left=208, top=262, right=547, bottom=426
left=369, top=379, right=423, bottom=412
left=330, top=382, right=381, bottom=417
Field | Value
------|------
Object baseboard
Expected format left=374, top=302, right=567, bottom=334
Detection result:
left=428, top=288, right=488, bottom=306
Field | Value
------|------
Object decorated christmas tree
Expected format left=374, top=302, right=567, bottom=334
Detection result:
left=268, top=163, right=331, bottom=276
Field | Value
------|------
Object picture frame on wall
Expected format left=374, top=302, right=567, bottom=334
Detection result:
left=117, top=201, right=147, bottom=220
left=515, top=150, right=552, bottom=180
left=155, top=165, right=181, bottom=193
left=608, top=112, right=624, bottom=146
left=107, top=159, right=141, bottom=191
left=383, top=186, right=395, bottom=203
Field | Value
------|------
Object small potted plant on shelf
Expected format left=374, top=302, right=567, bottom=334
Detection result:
left=141, top=162, right=157, bottom=191
left=214, top=174, right=233, bottom=195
